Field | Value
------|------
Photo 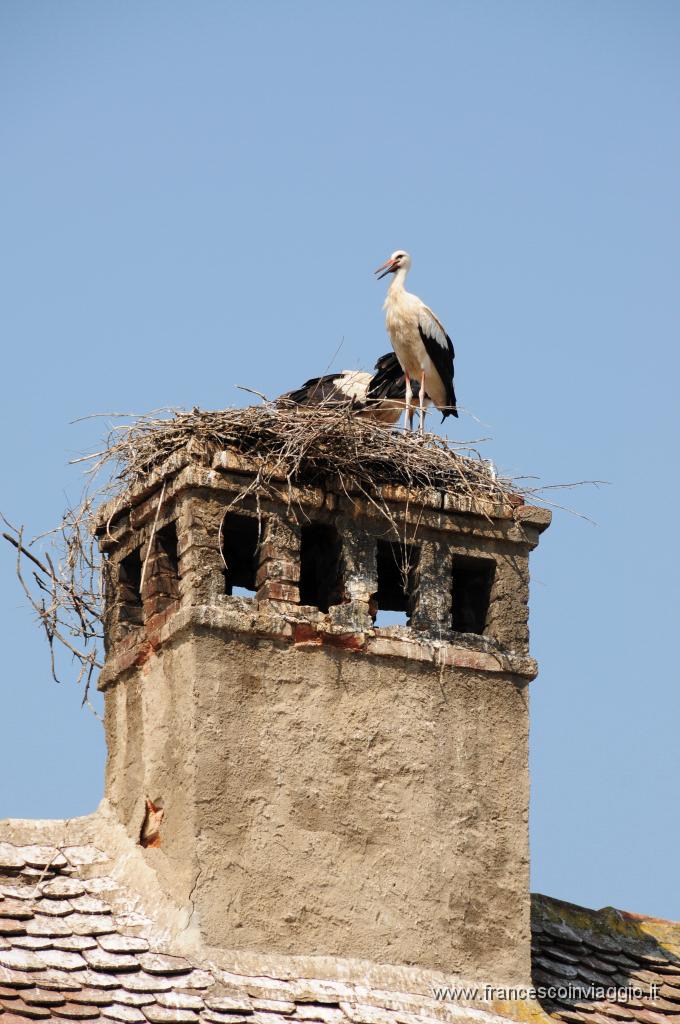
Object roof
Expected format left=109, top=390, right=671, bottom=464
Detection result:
left=0, top=815, right=678, bottom=1024
left=531, top=895, right=680, bottom=1024
left=0, top=812, right=523, bottom=1024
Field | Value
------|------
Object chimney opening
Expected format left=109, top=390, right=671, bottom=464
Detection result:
left=373, top=540, right=419, bottom=627
left=156, top=522, right=179, bottom=578
left=451, top=555, right=496, bottom=634
left=299, top=523, right=344, bottom=613
left=222, top=513, right=261, bottom=597
left=119, top=547, right=143, bottom=622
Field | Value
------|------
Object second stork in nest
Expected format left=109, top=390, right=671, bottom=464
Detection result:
left=279, top=352, right=426, bottom=426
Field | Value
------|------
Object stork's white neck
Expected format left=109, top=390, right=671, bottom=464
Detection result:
left=387, top=265, right=409, bottom=295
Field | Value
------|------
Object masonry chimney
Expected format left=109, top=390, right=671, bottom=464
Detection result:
left=97, top=431, right=550, bottom=985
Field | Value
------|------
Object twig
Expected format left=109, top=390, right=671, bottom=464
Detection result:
left=139, top=481, right=166, bottom=594
left=235, top=385, right=269, bottom=402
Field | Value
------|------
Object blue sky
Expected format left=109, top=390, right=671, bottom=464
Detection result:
left=1, top=1, right=679, bottom=921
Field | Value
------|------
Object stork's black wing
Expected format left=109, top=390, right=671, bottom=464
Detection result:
left=417, top=307, right=457, bottom=419
left=367, top=352, right=405, bottom=402
left=366, top=351, right=420, bottom=403
left=279, top=372, right=348, bottom=407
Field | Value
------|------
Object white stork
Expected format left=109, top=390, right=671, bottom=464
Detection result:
left=375, top=250, right=457, bottom=432
left=279, top=352, right=428, bottom=427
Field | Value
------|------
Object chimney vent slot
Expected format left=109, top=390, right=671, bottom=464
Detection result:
left=451, top=556, right=495, bottom=634
left=299, top=523, right=343, bottom=613
left=120, top=549, right=143, bottom=602
left=222, top=513, right=261, bottom=596
left=373, top=540, right=419, bottom=626
left=156, top=522, right=179, bottom=579
left=119, top=547, right=143, bottom=624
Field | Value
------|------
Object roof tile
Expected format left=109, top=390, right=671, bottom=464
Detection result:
left=588, top=958, right=619, bottom=975
left=158, top=993, right=205, bottom=1011
left=143, top=1006, right=200, bottom=1023
left=294, top=1006, right=345, bottom=1022
left=251, top=1001, right=295, bottom=1015
left=54, top=938, right=99, bottom=953
left=2, top=1014, right=53, bottom=1024
left=37, top=950, right=88, bottom=972
left=338, top=1003, right=395, bottom=1024
left=120, top=975, right=174, bottom=995
left=634, top=1011, right=671, bottom=1024
left=0, top=950, right=45, bottom=972
left=1, top=995, right=52, bottom=1018
left=0, top=845, right=27, bottom=871
left=21, top=987, right=68, bottom=1007
left=52, top=1001, right=102, bottom=1018
left=68, top=989, right=117, bottom=1007
left=0, top=900, right=34, bottom=921
left=202, top=1014, right=254, bottom=1024
left=582, top=935, right=624, bottom=955
left=83, top=880, right=119, bottom=896
left=70, top=970, right=120, bottom=991
left=28, top=970, right=83, bottom=993
left=250, top=1013, right=290, bottom=1024
left=40, top=879, right=87, bottom=900
left=536, top=956, right=579, bottom=978
left=98, top=937, right=150, bottom=956
left=83, top=949, right=140, bottom=973
left=0, top=919, right=28, bottom=937
left=138, top=955, right=193, bottom=977
left=26, top=917, right=73, bottom=938
left=1, top=887, right=34, bottom=901
left=203, top=996, right=253, bottom=1013
left=109, top=990, right=155, bottom=1008
left=19, top=848, right=68, bottom=872
left=103, top=1004, right=148, bottom=1023
left=594, top=1004, right=636, bottom=1021
left=70, top=897, right=112, bottom=916
left=576, top=965, right=620, bottom=988
left=543, top=922, right=585, bottom=945
left=34, top=898, right=76, bottom=918
left=0, top=985, right=22, bottom=999
left=69, top=915, right=117, bottom=938
left=179, top=972, right=214, bottom=992
left=551, top=1012, right=588, bottom=1024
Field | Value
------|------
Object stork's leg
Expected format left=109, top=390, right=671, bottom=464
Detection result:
left=419, top=370, right=426, bottom=435
left=404, top=372, right=413, bottom=433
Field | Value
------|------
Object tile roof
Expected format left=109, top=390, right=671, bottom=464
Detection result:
left=0, top=832, right=679, bottom=1024
left=532, top=894, right=680, bottom=1024
left=0, top=832, right=513, bottom=1024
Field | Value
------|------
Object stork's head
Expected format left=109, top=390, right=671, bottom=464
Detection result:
left=374, top=250, right=411, bottom=280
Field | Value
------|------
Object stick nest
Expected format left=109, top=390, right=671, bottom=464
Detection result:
left=89, top=402, right=515, bottom=502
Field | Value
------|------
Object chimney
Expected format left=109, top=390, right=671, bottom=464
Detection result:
left=97, top=438, right=550, bottom=985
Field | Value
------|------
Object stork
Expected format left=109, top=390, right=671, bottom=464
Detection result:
left=278, top=352, right=428, bottom=427
left=375, top=250, right=457, bottom=432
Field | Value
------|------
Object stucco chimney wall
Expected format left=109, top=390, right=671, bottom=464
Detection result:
left=97, top=453, right=549, bottom=984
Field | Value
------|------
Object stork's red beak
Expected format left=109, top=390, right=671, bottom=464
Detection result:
left=374, top=258, right=396, bottom=280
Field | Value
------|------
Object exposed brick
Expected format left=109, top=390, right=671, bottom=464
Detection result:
left=255, top=560, right=299, bottom=589
left=257, top=582, right=299, bottom=603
